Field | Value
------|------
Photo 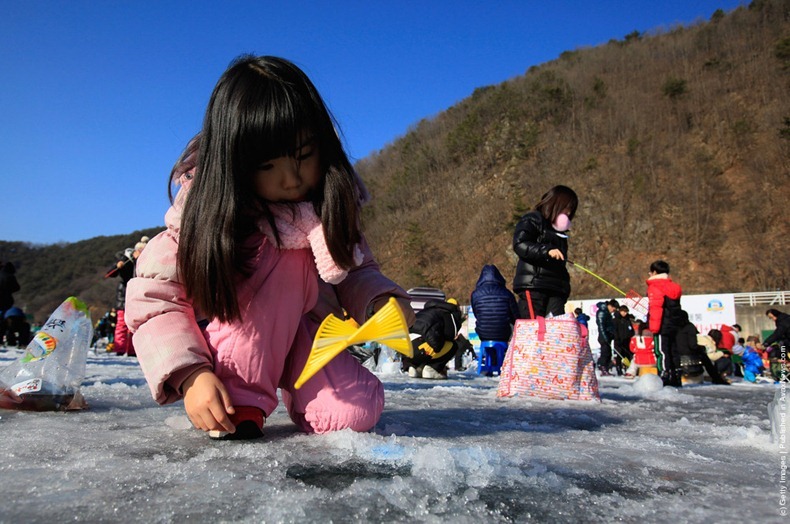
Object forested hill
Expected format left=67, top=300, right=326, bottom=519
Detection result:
left=357, top=0, right=790, bottom=302
left=4, top=2, right=790, bottom=324
left=1, top=228, right=162, bottom=323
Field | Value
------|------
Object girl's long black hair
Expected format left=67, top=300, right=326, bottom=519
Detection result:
left=177, top=55, right=363, bottom=322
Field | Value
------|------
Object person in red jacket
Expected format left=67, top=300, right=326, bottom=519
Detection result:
left=717, top=323, right=742, bottom=376
left=718, top=324, right=740, bottom=353
left=646, top=260, right=685, bottom=387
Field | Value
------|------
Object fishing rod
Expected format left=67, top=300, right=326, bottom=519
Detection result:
left=566, top=260, right=627, bottom=297
left=567, top=259, right=634, bottom=367
left=104, top=249, right=136, bottom=278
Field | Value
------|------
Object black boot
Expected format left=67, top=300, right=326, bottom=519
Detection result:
left=701, top=354, right=731, bottom=385
left=669, top=368, right=683, bottom=387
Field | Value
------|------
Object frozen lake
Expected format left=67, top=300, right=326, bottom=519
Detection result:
left=0, top=347, right=785, bottom=523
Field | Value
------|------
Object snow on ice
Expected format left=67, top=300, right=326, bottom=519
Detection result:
left=0, top=346, right=785, bottom=523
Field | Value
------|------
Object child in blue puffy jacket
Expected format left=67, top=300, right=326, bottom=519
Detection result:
left=741, top=344, right=765, bottom=383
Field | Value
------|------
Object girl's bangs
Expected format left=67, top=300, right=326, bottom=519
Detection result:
left=240, top=82, right=317, bottom=167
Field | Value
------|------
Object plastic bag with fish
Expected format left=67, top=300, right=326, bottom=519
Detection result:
left=0, top=297, right=93, bottom=411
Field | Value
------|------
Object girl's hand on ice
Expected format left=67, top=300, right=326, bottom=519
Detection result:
left=182, top=369, right=236, bottom=434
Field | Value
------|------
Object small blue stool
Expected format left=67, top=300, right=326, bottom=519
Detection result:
left=477, top=340, right=508, bottom=376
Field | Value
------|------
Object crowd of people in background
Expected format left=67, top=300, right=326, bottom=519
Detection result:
left=82, top=236, right=151, bottom=356
left=400, top=256, right=788, bottom=387
left=399, top=183, right=787, bottom=387
left=42, top=238, right=788, bottom=389
left=504, top=185, right=787, bottom=387
left=87, top=178, right=784, bottom=389
left=584, top=260, right=787, bottom=386
left=0, top=236, right=151, bottom=354
left=0, top=180, right=785, bottom=397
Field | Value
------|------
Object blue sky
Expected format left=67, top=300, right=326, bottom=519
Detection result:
left=0, top=0, right=746, bottom=245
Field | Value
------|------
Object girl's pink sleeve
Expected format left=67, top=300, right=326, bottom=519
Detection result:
left=332, top=236, right=414, bottom=324
left=125, top=230, right=213, bottom=405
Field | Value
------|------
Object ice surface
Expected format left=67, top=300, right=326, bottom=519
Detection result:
left=0, top=345, right=783, bottom=523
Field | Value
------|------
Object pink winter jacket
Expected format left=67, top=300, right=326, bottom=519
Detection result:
left=125, top=182, right=412, bottom=407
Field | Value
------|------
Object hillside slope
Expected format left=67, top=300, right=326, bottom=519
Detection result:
left=357, top=0, right=790, bottom=302
left=1, top=228, right=163, bottom=323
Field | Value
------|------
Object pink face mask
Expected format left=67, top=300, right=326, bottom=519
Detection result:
left=553, top=213, right=571, bottom=232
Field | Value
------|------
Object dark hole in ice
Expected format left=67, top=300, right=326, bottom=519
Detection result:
left=286, top=461, right=412, bottom=490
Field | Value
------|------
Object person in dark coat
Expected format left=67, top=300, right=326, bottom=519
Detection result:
left=0, top=261, right=20, bottom=312
left=107, top=308, right=117, bottom=343
left=596, top=300, right=617, bottom=375
left=612, top=305, right=635, bottom=376
left=107, top=247, right=136, bottom=355
left=675, top=310, right=730, bottom=385
left=470, top=265, right=519, bottom=343
left=512, top=185, right=578, bottom=318
left=765, top=309, right=790, bottom=350
left=763, top=309, right=789, bottom=379
left=403, top=298, right=463, bottom=379
left=106, top=238, right=148, bottom=356
left=0, top=261, right=21, bottom=345
left=4, top=306, right=31, bottom=348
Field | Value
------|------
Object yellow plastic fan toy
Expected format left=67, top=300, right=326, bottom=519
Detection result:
left=295, top=297, right=412, bottom=389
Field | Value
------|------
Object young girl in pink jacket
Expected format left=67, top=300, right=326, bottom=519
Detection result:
left=125, top=55, right=414, bottom=440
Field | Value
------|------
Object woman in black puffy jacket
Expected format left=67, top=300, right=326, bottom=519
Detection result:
left=512, top=185, right=578, bottom=318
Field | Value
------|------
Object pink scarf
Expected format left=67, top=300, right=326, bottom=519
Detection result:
left=261, top=202, right=362, bottom=284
